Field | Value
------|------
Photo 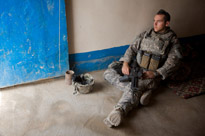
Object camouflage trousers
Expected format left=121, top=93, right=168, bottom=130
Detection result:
left=103, top=61, right=161, bottom=115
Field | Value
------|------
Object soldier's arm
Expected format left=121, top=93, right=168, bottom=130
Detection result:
left=156, top=36, right=183, bottom=80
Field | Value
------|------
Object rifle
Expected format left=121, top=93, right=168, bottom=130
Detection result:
left=119, top=59, right=143, bottom=104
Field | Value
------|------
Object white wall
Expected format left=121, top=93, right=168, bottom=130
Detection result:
left=65, top=0, right=205, bottom=54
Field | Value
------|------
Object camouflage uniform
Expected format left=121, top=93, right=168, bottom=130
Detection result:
left=104, top=27, right=182, bottom=115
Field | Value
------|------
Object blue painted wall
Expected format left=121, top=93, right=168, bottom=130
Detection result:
left=69, top=45, right=129, bottom=74
left=0, top=0, right=69, bottom=88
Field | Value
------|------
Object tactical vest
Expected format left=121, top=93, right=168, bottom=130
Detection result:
left=137, top=28, right=175, bottom=71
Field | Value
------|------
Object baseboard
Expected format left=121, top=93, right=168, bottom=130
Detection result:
left=69, top=45, right=129, bottom=74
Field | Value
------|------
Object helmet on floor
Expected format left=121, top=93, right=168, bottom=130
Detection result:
left=72, top=73, right=94, bottom=94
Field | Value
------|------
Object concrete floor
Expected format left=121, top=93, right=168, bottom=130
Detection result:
left=0, top=70, right=205, bottom=136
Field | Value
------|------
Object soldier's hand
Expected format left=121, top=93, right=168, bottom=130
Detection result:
left=142, top=71, right=155, bottom=79
left=122, top=62, right=130, bottom=75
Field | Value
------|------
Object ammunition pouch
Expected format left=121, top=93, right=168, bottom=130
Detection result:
left=149, top=54, right=160, bottom=71
left=140, top=52, right=151, bottom=69
left=138, top=51, right=161, bottom=71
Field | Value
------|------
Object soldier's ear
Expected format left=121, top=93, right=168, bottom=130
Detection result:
left=165, top=21, right=170, bottom=27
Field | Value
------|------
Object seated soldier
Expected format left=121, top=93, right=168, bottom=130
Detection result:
left=103, top=9, right=182, bottom=127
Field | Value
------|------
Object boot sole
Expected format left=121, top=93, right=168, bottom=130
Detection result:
left=104, top=111, right=122, bottom=127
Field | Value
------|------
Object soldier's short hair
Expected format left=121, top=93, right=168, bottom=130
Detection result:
left=157, top=9, right=171, bottom=22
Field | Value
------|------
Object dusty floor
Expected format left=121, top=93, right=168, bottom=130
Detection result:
left=0, top=70, right=205, bottom=136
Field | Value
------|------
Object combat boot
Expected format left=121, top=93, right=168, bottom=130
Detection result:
left=140, top=90, right=152, bottom=106
left=104, top=107, right=123, bottom=127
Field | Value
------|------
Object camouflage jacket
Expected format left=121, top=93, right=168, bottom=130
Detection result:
left=120, top=27, right=182, bottom=80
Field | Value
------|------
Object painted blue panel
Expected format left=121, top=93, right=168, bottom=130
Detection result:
left=0, top=0, right=69, bottom=88
left=69, top=45, right=129, bottom=74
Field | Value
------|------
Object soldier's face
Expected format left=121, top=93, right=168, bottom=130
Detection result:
left=153, top=14, right=169, bottom=33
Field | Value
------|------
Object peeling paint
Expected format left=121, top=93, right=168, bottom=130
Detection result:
left=47, top=0, right=54, bottom=15
left=28, top=46, right=31, bottom=54
left=63, top=35, right=67, bottom=41
left=8, top=13, right=12, bottom=17
left=0, top=0, right=69, bottom=88
left=17, top=62, right=22, bottom=65
left=6, top=50, right=12, bottom=55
